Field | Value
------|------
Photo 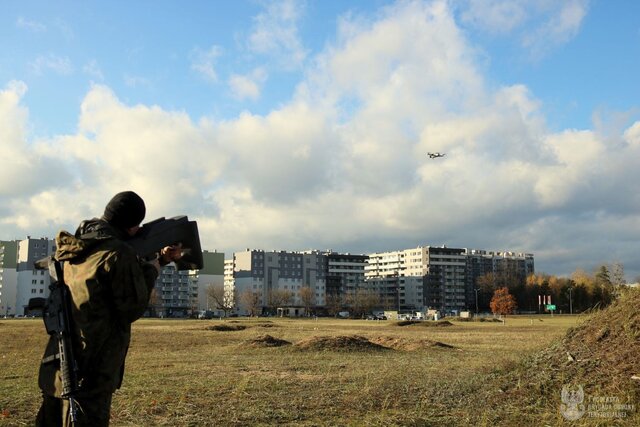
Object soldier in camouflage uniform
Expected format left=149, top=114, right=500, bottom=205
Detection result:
left=36, top=191, right=182, bottom=427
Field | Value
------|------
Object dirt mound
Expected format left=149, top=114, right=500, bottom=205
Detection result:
left=483, top=288, right=640, bottom=424
left=394, top=320, right=454, bottom=327
left=246, top=334, right=291, bottom=347
left=371, top=336, right=457, bottom=351
left=294, top=335, right=389, bottom=352
left=255, top=323, right=277, bottom=328
left=206, top=324, right=247, bottom=331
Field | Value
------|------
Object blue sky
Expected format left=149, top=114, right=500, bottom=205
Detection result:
left=1, top=0, right=639, bottom=280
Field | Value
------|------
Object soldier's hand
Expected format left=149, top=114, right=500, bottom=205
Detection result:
left=159, top=244, right=183, bottom=264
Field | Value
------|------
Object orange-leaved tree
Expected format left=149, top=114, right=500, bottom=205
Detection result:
left=490, top=287, right=517, bottom=317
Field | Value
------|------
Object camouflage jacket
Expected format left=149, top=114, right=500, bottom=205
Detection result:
left=38, top=218, right=159, bottom=397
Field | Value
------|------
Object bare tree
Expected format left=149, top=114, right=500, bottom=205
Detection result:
left=325, top=292, right=342, bottom=317
left=346, top=288, right=379, bottom=318
left=206, top=284, right=235, bottom=317
left=238, top=289, right=261, bottom=317
left=268, top=289, right=294, bottom=310
left=299, top=286, right=315, bottom=316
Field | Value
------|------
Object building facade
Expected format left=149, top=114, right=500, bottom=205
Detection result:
left=365, top=246, right=533, bottom=314
left=15, top=237, right=55, bottom=315
left=0, top=241, right=19, bottom=316
left=194, top=251, right=225, bottom=311
left=365, top=246, right=467, bottom=312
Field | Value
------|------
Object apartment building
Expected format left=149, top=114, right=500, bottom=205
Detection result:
left=232, top=249, right=332, bottom=315
left=223, top=258, right=235, bottom=308
left=366, top=246, right=466, bottom=313
left=15, top=237, right=55, bottom=315
left=193, top=251, right=225, bottom=311
left=325, top=252, right=368, bottom=297
left=152, top=265, right=195, bottom=317
left=465, top=249, right=535, bottom=307
left=366, top=246, right=535, bottom=313
left=0, top=241, right=19, bottom=316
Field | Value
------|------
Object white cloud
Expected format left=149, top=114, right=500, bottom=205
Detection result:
left=190, top=45, right=223, bottom=82
left=523, top=0, right=589, bottom=59
left=460, top=0, right=529, bottom=33
left=16, top=16, right=46, bottom=32
left=0, top=81, right=71, bottom=204
left=29, top=53, right=73, bottom=76
left=458, top=0, right=589, bottom=59
left=1, top=1, right=639, bottom=280
left=248, top=0, right=307, bottom=69
left=228, top=68, right=267, bottom=100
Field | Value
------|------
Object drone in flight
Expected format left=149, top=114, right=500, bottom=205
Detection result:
left=427, top=152, right=446, bottom=159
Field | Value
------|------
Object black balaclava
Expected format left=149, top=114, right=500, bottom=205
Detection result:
left=102, top=191, right=146, bottom=229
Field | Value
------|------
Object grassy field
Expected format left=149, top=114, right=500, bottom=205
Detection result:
left=0, top=314, right=629, bottom=426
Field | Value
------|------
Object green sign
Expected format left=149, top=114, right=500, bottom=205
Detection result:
left=546, top=304, right=556, bottom=311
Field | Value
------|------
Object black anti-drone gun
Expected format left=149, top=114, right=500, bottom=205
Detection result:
left=29, top=258, right=81, bottom=424
left=128, top=215, right=204, bottom=270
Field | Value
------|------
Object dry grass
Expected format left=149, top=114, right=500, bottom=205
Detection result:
left=1, top=294, right=638, bottom=426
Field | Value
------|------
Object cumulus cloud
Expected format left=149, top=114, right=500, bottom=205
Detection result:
left=0, top=81, right=72, bottom=228
left=248, top=0, right=307, bottom=69
left=1, top=0, right=638, bottom=280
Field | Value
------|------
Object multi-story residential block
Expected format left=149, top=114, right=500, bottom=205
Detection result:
left=224, top=258, right=235, bottom=308
left=325, top=252, right=368, bottom=297
left=425, top=246, right=467, bottom=312
left=366, top=246, right=535, bottom=313
left=153, top=266, right=196, bottom=318
left=151, top=250, right=225, bottom=317
left=0, top=241, right=19, bottom=316
left=366, top=246, right=466, bottom=313
left=232, top=249, right=333, bottom=315
left=194, top=250, right=225, bottom=311
left=15, top=237, right=55, bottom=315
left=465, top=249, right=535, bottom=308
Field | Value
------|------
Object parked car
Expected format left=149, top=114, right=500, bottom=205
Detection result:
left=198, top=310, right=215, bottom=319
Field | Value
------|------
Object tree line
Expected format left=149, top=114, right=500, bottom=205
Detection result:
left=202, top=262, right=631, bottom=317
left=476, top=262, right=628, bottom=314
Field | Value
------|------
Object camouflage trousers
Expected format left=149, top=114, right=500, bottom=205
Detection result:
left=36, top=392, right=113, bottom=427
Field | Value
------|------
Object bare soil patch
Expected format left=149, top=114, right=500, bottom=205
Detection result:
left=245, top=334, right=291, bottom=348
left=206, top=324, right=247, bottom=331
left=371, top=336, right=457, bottom=351
left=394, top=320, right=454, bottom=327
left=294, top=335, right=389, bottom=352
